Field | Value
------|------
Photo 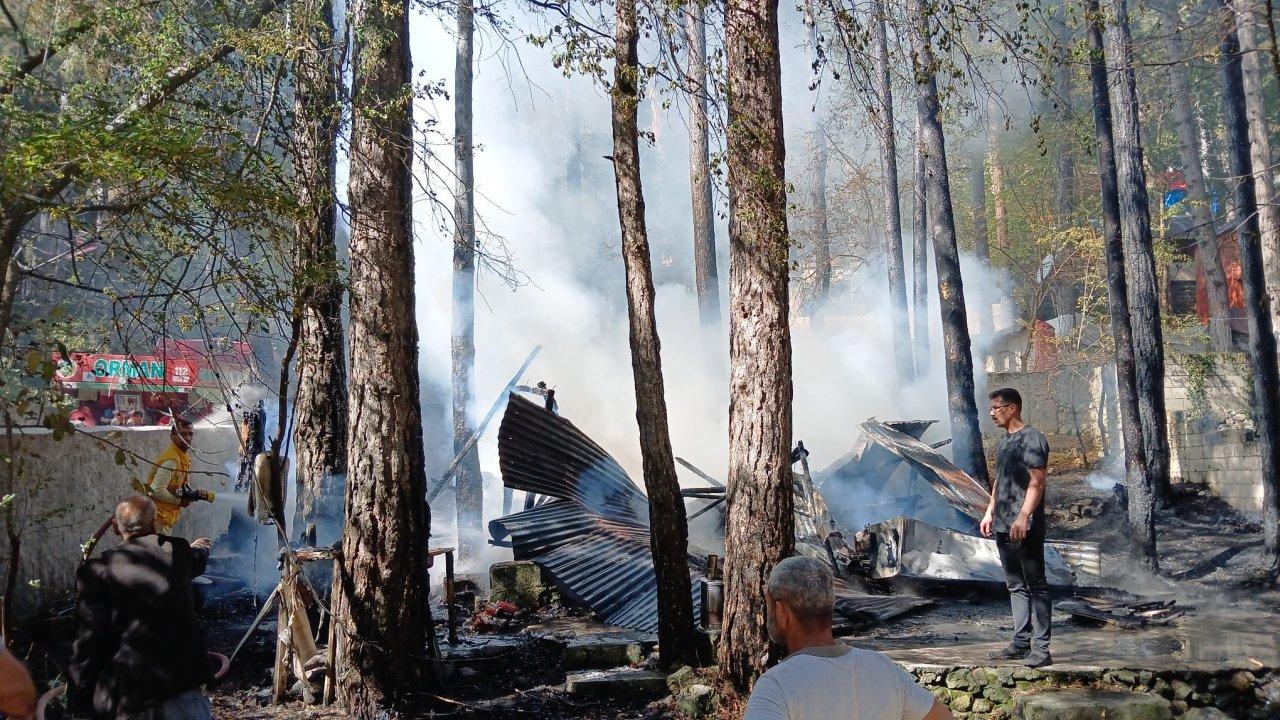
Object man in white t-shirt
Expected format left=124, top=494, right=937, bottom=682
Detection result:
left=744, top=557, right=953, bottom=720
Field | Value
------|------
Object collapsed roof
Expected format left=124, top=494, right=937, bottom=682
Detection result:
left=815, top=419, right=993, bottom=535
left=489, top=394, right=933, bottom=633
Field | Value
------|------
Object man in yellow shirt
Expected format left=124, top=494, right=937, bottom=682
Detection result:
left=144, top=419, right=215, bottom=534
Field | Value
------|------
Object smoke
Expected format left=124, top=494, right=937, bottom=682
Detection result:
left=403, top=6, right=1020, bottom=574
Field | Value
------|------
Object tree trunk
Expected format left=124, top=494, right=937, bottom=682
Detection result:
left=1162, top=1, right=1234, bottom=351
left=1219, top=0, right=1280, bottom=576
left=333, top=0, right=431, bottom=713
left=610, top=0, right=699, bottom=668
left=1234, top=0, right=1280, bottom=345
left=1053, top=0, right=1076, bottom=225
left=1088, top=0, right=1157, bottom=570
left=811, top=124, right=833, bottom=318
left=871, top=0, right=914, bottom=378
left=971, top=133, right=992, bottom=337
left=1104, top=0, right=1172, bottom=503
left=913, top=112, right=931, bottom=375
left=720, top=0, right=795, bottom=690
left=451, top=0, right=484, bottom=564
left=987, top=103, right=1009, bottom=251
left=684, top=2, right=722, bottom=334
left=909, top=0, right=989, bottom=485
left=291, top=0, right=348, bottom=546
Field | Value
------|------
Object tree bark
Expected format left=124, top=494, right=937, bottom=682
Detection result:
left=291, top=0, right=348, bottom=546
left=720, top=0, right=795, bottom=690
left=610, top=0, right=699, bottom=669
left=451, top=0, right=484, bottom=564
left=909, top=0, right=989, bottom=485
left=870, top=0, right=914, bottom=378
left=971, top=129, right=992, bottom=337
left=913, top=111, right=931, bottom=375
left=1053, top=0, right=1076, bottom=225
left=987, top=102, right=1010, bottom=251
left=1161, top=1, right=1234, bottom=351
left=1219, top=0, right=1280, bottom=576
left=1234, top=0, right=1280, bottom=344
left=811, top=124, right=833, bottom=318
left=333, top=0, right=431, bottom=713
left=1104, top=0, right=1172, bottom=503
left=684, top=1, right=722, bottom=334
left=1088, top=0, right=1157, bottom=570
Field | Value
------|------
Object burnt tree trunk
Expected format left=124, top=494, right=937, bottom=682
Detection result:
left=720, top=0, right=795, bottom=690
left=1088, top=0, right=1157, bottom=570
left=333, top=0, right=431, bottom=713
left=871, top=0, right=914, bottom=378
left=684, top=1, right=722, bottom=334
left=452, top=0, right=484, bottom=563
left=910, top=0, right=989, bottom=485
left=291, top=0, right=348, bottom=545
left=1219, top=1, right=1280, bottom=576
left=1162, top=1, right=1233, bottom=351
left=912, top=111, right=930, bottom=376
left=1234, top=0, right=1280, bottom=344
left=610, top=0, right=698, bottom=668
left=1104, top=0, right=1172, bottom=502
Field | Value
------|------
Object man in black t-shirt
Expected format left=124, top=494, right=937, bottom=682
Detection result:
left=980, top=387, right=1052, bottom=668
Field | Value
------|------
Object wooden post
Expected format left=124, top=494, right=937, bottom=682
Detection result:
left=444, top=548, right=458, bottom=645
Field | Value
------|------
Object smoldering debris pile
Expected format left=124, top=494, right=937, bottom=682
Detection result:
left=487, top=394, right=1086, bottom=633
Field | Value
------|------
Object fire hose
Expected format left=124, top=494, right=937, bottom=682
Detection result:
left=35, top=652, right=230, bottom=720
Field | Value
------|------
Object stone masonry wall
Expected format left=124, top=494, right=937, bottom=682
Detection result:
left=903, top=663, right=1280, bottom=719
left=985, top=366, right=1106, bottom=468
left=1165, top=353, right=1263, bottom=515
left=0, top=423, right=239, bottom=613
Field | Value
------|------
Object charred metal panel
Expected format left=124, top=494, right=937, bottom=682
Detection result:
left=863, top=517, right=1075, bottom=586
left=817, top=420, right=992, bottom=534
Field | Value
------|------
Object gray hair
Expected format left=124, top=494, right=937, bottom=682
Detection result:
left=767, top=556, right=834, bottom=623
left=115, top=495, right=156, bottom=536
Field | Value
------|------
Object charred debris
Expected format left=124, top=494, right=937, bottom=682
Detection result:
left=487, top=392, right=1092, bottom=635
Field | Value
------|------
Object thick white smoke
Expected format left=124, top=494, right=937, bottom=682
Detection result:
left=405, top=6, right=1015, bottom=570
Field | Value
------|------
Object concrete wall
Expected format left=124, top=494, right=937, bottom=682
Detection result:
left=0, top=423, right=239, bottom=613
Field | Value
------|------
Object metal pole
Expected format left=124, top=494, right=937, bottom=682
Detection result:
left=428, top=345, right=541, bottom=502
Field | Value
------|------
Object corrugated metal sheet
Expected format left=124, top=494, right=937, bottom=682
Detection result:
left=816, top=419, right=992, bottom=534
left=489, top=394, right=700, bottom=634
left=490, top=395, right=940, bottom=633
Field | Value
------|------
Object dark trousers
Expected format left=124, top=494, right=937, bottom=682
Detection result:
left=996, top=530, right=1051, bottom=654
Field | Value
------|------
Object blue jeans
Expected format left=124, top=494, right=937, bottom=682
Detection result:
left=128, top=690, right=212, bottom=720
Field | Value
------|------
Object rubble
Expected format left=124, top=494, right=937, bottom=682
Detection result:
left=564, top=668, right=669, bottom=699
left=1058, top=594, right=1187, bottom=628
left=490, top=394, right=936, bottom=633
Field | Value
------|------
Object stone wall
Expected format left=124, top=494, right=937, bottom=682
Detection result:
left=985, top=353, right=1265, bottom=517
left=1164, top=353, right=1263, bottom=515
left=984, top=366, right=1108, bottom=468
left=0, top=423, right=239, bottom=613
left=903, top=663, right=1279, bottom=719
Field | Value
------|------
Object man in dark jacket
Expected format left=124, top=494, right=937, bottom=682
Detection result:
left=70, top=496, right=214, bottom=719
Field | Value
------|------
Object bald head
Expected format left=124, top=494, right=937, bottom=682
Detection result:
left=115, top=495, right=156, bottom=538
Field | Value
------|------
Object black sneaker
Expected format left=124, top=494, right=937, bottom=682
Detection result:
left=1023, top=652, right=1053, bottom=668
left=987, top=645, right=1029, bottom=660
